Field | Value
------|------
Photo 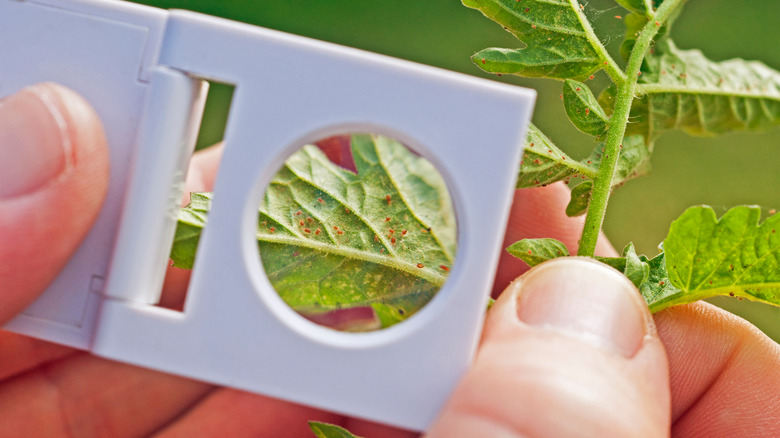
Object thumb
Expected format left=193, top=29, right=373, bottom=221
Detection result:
left=428, top=258, right=670, bottom=437
left=0, top=83, right=109, bottom=323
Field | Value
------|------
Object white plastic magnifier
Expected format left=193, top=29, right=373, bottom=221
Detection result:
left=0, top=0, right=535, bottom=430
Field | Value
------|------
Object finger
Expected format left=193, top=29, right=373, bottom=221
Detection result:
left=0, top=331, right=74, bottom=382
left=0, top=83, right=109, bottom=324
left=428, top=258, right=669, bottom=438
left=316, top=135, right=356, bottom=171
left=655, top=302, right=780, bottom=437
left=181, top=142, right=224, bottom=205
left=493, top=184, right=618, bottom=297
left=0, top=354, right=212, bottom=437
left=155, top=388, right=343, bottom=438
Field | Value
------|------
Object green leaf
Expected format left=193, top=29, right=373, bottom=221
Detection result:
left=592, top=243, right=649, bottom=288
left=463, top=0, right=606, bottom=80
left=619, top=12, right=650, bottom=61
left=309, top=421, right=364, bottom=438
left=517, top=125, right=646, bottom=193
left=565, top=180, right=592, bottom=217
left=584, top=134, right=651, bottom=185
left=657, top=206, right=780, bottom=311
left=618, top=5, right=679, bottom=61
left=170, top=192, right=210, bottom=269
left=626, top=40, right=780, bottom=140
left=505, top=239, right=650, bottom=290
left=517, top=123, right=596, bottom=188
left=620, top=243, right=650, bottom=288
left=506, top=238, right=570, bottom=267
left=638, top=251, right=682, bottom=312
left=563, top=80, right=609, bottom=136
left=614, top=0, right=653, bottom=16
left=171, top=135, right=456, bottom=330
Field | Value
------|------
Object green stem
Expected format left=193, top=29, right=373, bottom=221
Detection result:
left=577, top=0, right=687, bottom=257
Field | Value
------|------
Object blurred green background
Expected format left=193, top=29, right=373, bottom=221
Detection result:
left=129, top=0, right=780, bottom=341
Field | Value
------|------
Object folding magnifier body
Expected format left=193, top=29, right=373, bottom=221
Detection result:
left=1, top=0, right=535, bottom=430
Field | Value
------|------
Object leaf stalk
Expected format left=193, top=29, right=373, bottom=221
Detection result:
left=577, top=0, right=688, bottom=256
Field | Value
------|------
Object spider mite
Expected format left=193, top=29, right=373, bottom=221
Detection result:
left=391, top=237, right=397, bottom=244
left=386, top=194, right=392, bottom=205
left=315, top=229, right=321, bottom=235
left=439, top=265, right=450, bottom=271
left=385, top=217, right=391, bottom=222
left=317, top=198, right=324, bottom=203
left=416, top=263, right=424, bottom=268
left=304, top=228, right=311, bottom=234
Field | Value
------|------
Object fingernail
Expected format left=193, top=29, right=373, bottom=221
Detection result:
left=0, top=84, right=73, bottom=199
left=516, top=257, right=650, bottom=357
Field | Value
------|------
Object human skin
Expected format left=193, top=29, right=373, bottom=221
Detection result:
left=1, top=84, right=779, bottom=437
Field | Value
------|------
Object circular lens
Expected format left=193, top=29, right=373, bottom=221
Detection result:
left=257, top=133, right=457, bottom=332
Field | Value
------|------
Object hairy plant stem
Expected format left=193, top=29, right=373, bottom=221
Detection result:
left=577, top=0, right=688, bottom=257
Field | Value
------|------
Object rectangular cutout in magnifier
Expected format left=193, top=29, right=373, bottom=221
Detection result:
left=158, top=82, right=235, bottom=312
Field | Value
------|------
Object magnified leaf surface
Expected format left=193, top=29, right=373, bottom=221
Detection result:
left=171, top=134, right=456, bottom=330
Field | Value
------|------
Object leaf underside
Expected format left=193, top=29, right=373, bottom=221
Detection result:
left=517, top=123, right=596, bottom=188
left=309, top=421, right=363, bottom=438
left=563, top=79, right=610, bottom=137
left=604, top=40, right=780, bottom=141
left=506, top=237, right=570, bottom=267
left=565, top=180, right=592, bottom=217
left=463, top=0, right=603, bottom=80
left=583, top=134, right=651, bottom=185
left=171, top=135, right=457, bottom=330
left=517, top=126, right=649, bottom=216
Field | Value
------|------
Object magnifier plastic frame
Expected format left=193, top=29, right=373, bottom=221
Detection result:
left=0, top=0, right=535, bottom=430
